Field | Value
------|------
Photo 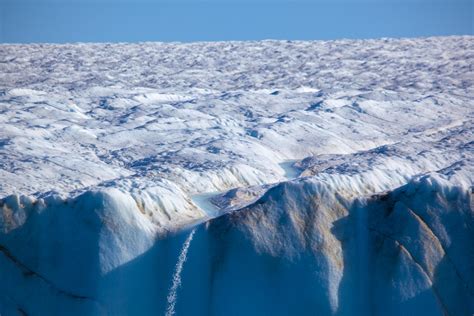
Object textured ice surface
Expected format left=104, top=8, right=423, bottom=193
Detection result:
left=0, top=36, right=473, bottom=315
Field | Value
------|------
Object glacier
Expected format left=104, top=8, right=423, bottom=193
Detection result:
left=0, top=36, right=473, bottom=315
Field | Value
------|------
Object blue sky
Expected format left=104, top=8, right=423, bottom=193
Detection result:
left=1, top=0, right=472, bottom=43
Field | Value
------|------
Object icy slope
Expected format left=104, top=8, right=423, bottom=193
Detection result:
left=0, top=36, right=473, bottom=315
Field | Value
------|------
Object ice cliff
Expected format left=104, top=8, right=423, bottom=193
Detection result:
left=0, top=36, right=473, bottom=315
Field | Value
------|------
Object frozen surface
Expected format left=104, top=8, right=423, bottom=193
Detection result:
left=0, top=36, right=473, bottom=315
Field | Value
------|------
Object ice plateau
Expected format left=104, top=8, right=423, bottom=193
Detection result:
left=0, top=36, right=473, bottom=315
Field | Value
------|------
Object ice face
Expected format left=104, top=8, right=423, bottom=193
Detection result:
left=0, top=36, right=473, bottom=315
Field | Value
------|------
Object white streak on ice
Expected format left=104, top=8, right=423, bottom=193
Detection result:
left=165, top=228, right=196, bottom=316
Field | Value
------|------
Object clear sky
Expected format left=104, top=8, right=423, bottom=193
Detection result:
left=1, top=0, right=472, bottom=43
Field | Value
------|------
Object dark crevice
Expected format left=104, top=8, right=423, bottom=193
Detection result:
left=404, top=205, right=474, bottom=297
left=17, top=307, right=28, bottom=316
left=368, top=227, right=451, bottom=316
left=0, top=244, right=96, bottom=302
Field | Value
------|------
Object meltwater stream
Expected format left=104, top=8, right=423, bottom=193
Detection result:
left=163, top=161, right=300, bottom=315
left=165, top=228, right=196, bottom=316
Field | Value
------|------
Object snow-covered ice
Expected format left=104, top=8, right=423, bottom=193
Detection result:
left=0, top=36, right=473, bottom=315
